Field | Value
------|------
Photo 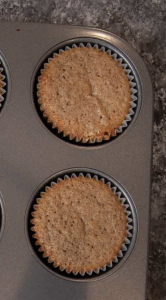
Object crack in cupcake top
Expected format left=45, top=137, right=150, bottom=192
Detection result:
left=37, top=47, right=131, bottom=142
left=31, top=176, right=128, bottom=275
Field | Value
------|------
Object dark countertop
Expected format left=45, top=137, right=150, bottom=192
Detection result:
left=0, top=1, right=165, bottom=299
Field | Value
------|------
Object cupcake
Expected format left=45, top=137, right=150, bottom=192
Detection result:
left=37, top=46, right=132, bottom=142
left=0, top=74, right=2, bottom=90
left=31, top=175, right=128, bottom=275
left=0, top=73, right=3, bottom=99
left=0, top=69, right=6, bottom=109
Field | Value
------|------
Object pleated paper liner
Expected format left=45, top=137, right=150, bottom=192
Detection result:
left=0, top=59, right=7, bottom=113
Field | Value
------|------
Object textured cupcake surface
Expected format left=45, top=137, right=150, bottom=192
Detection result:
left=31, top=176, right=128, bottom=274
left=37, top=47, right=131, bottom=142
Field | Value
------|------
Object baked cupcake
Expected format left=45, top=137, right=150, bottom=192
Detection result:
left=31, top=175, right=128, bottom=275
left=0, top=73, right=3, bottom=98
left=0, top=70, right=6, bottom=109
left=37, top=46, right=132, bottom=142
left=0, top=74, right=2, bottom=90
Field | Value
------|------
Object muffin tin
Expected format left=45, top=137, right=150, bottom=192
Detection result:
left=0, top=20, right=153, bottom=300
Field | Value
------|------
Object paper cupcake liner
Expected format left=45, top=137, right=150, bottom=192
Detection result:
left=37, top=42, right=138, bottom=144
left=0, top=60, right=7, bottom=109
left=30, top=172, right=133, bottom=277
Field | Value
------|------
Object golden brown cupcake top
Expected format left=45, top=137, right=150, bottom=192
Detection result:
left=37, top=47, right=131, bottom=142
left=31, top=176, right=128, bottom=275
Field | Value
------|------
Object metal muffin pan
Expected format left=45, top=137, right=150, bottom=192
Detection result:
left=0, top=21, right=153, bottom=300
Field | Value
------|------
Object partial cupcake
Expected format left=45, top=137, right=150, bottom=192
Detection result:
left=0, top=74, right=2, bottom=90
left=31, top=175, right=130, bottom=276
left=37, top=46, right=133, bottom=143
left=0, top=65, right=6, bottom=109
